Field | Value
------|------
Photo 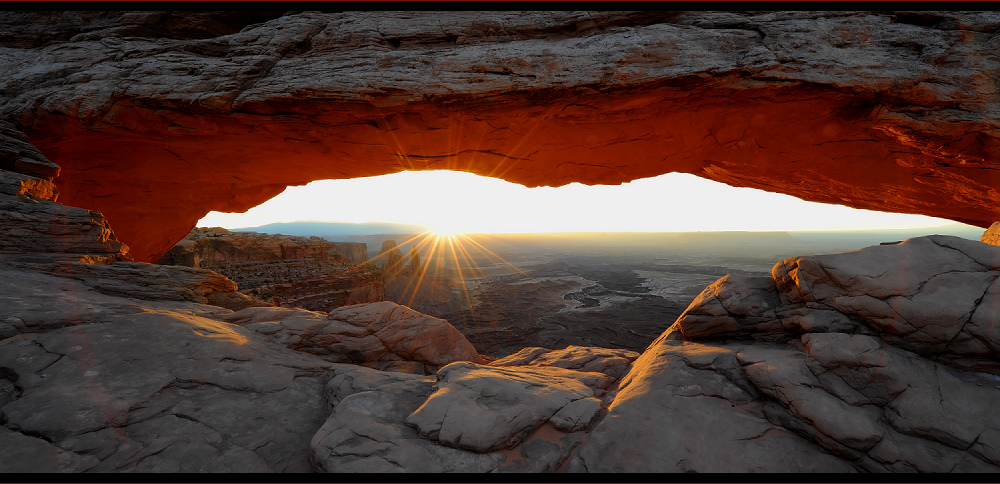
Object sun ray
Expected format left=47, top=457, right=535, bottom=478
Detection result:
left=457, top=234, right=566, bottom=300
left=402, top=233, right=444, bottom=307
left=444, top=235, right=477, bottom=318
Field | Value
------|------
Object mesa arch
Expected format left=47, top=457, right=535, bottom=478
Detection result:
left=3, top=11, right=999, bottom=262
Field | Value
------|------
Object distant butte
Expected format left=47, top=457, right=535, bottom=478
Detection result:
left=1, top=11, right=998, bottom=261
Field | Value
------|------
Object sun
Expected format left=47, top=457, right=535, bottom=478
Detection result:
left=430, top=228, right=464, bottom=239
left=429, top=222, right=466, bottom=239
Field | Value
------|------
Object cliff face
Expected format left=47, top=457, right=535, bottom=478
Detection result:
left=156, top=227, right=367, bottom=267
left=156, top=227, right=383, bottom=312
left=0, top=11, right=997, bottom=261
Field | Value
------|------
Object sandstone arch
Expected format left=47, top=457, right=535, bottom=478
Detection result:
left=3, top=11, right=999, bottom=261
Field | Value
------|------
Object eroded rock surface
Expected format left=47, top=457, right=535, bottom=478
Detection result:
left=156, top=227, right=382, bottom=312
left=0, top=266, right=333, bottom=472
left=0, top=172, right=131, bottom=265
left=406, top=362, right=609, bottom=452
left=5, top=231, right=1000, bottom=473
left=982, top=222, right=1000, bottom=246
left=312, top=363, right=594, bottom=473
left=225, top=301, right=481, bottom=375
left=1, top=11, right=997, bottom=261
left=156, top=227, right=369, bottom=267
left=490, top=345, right=640, bottom=381
left=677, top=235, right=1000, bottom=372
left=593, top=234, right=1000, bottom=472
left=569, top=340, right=855, bottom=473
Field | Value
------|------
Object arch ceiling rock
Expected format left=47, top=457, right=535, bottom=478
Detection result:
left=1, top=11, right=998, bottom=262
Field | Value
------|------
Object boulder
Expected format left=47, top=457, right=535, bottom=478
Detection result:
left=311, top=364, right=505, bottom=473
left=312, top=363, right=596, bottom=473
left=405, top=362, right=609, bottom=452
left=225, top=301, right=482, bottom=374
left=674, top=235, right=1000, bottom=372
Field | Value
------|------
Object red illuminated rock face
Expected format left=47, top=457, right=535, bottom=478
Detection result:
left=1, top=11, right=999, bottom=261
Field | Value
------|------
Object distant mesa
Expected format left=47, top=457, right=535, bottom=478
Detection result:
left=232, top=221, right=432, bottom=239
left=156, top=227, right=369, bottom=267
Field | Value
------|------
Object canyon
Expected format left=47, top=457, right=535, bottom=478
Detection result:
left=2, top=10, right=1000, bottom=474
left=156, top=227, right=380, bottom=312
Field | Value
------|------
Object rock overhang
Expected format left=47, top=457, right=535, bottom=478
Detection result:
left=2, top=10, right=998, bottom=262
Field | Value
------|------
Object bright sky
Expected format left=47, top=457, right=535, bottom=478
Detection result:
left=198, top=171, right=961, bottom=234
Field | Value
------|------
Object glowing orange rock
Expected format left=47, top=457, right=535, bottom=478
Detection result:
left=3, top=11, right=997, bottom=261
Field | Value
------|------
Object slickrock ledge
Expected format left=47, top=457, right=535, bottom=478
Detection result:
left=572, top=235, right=1000, bottom=472
left=4, top=233, right=1000, bottom=472
left=224, top=301, right=482, bottom=375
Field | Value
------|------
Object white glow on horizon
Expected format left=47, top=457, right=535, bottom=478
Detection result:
left=197, top=171, right=965, bottom=233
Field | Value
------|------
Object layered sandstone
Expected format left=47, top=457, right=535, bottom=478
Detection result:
left=0, top=12, right=997, bottom=261
left=156, top=227, right=368, bottom=267
left=156, top=227, right=381, bottom=312
left=375, top=240, right=406, bottom=279
left=982, top=222, right=1000, bottom=246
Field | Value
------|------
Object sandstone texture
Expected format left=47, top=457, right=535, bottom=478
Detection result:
left=0, top=265, right=333, bottom=472
left=490, top=345, right=640, bottom=381
left=572, top=234, right=1000, bottom=472
left=5, top=232, right=1000, bottom=473
left=223, top=301, right=482, bottom=375
left=376, top=239, right=407, bottom=280
left=311, top=363, right=589, bottom=473
left=0, top=11, right=996, bottom=261
left=982, top=221, right=1000, bottom=246
left=156, top=227, right=368, bottom=267
left=1, top=167, right=131, bottom=265
left=242, top=263, right=384, bottom=313
left=157, top=227, right=382, bottom=312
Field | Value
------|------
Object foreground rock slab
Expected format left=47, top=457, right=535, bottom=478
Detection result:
left=649, top=235, right=1000, bottom=472
left=569, top=340, right=854, bottom=473
left=312, top=363, right=597, bottom=473
left=0, top=265, right=332, bottom=472
left=6, top=230, right=1000, bottom=473
left=225, top=301, right=482, bottom=374
left=406, top=362, right=609, bottom=452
